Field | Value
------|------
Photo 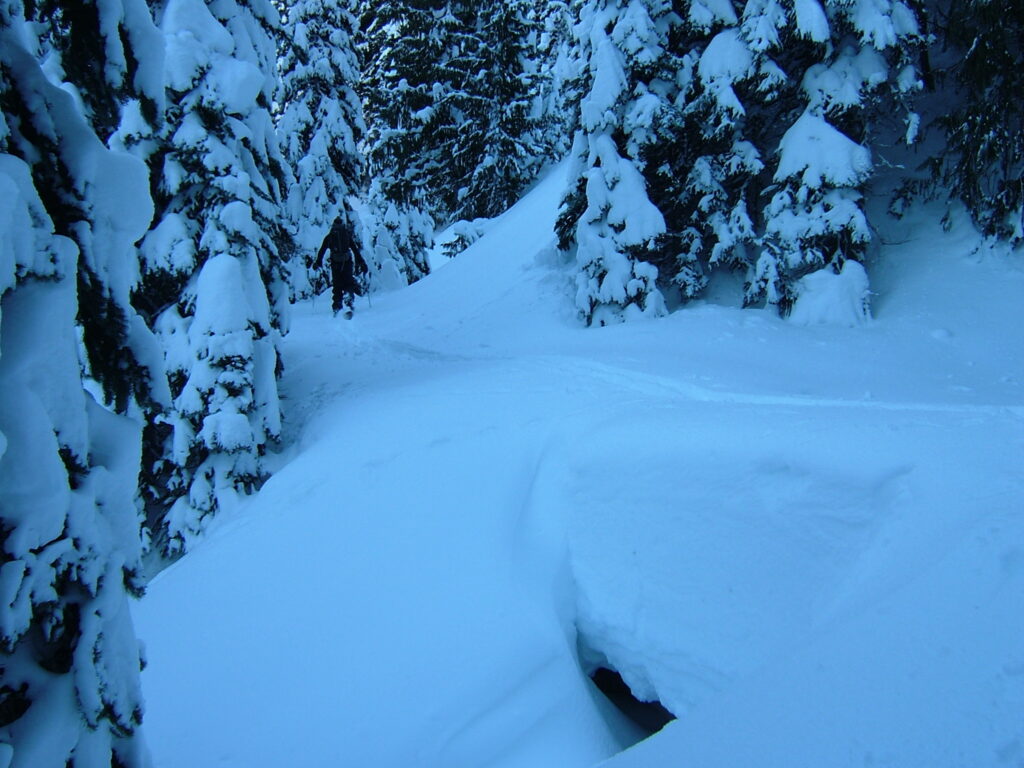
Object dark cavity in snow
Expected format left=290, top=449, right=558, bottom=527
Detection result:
left=590, top=666, right=676, bottom=737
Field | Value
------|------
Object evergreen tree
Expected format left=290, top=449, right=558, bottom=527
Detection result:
left=361, top=178, right=433, bottom=286
left=1, top=3, right=150, bottom=764
left=363, top=1, right=548, bottom=227
left=929, top=0, right=1022, bottom=244
left=453, top=0, right=545, bottom=222
left=569, top=0, right=923, bottom=317
left=751, top=0, right=920, bottom=309
left=358, top=0, right=435, bottom=280
left=530, top=0, right=585, bottom=166
left=640, top=8, right=762, bottom=300
left=667, top=0, right=922, bottom=311
left=556, top=0, right=675, bottom=325
left=26, top=0, right=180, bottom=559
left=428, top=0, right=491, bottom=220
left=360, top=1, right=553, bottom=251
left=279, top=0, right=368, bottom=297
left=25, top=0, right=172, bottom=416
left=144, top=0, right=293, bottom=553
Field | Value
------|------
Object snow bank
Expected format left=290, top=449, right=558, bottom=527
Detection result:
left=788, top=259, right=871, bottom=325
left=600, top=455, right=1023, bottom=767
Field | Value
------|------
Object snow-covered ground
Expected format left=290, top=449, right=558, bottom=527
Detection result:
left=132, top=165, right=1024, bottom=767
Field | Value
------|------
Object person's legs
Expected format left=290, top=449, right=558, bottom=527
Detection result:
left=330, top=256, right=345, bottom=314
left=342, top=292, right=354, bottom=319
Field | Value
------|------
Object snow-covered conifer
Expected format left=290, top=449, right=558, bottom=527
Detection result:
left=145, top=0, right=293, bottom=552
left=21, top=0, right=171, bottom=422
left=32, top=0, right=165, bottom=142
left=361, top=1, right=552, bottom=249
left=360, top=179, right=432, bottom=286
left=0, top=6, right=149, bottom=764
left=557, top=0, right=676, bottom=325
left=279, top=0, right=367, bottom=297
left=530, top=0, right=585, bottom=165
left=639, top=11, right=762, bottom=300
left=359, top=1, right=441, bottom=210
left=452, top=0, right=546, bottom=221
left=930, top=0, right=1022, bottom=244
left=25, top=0, right=179, bottom=551
left=358, top=1, right=436, bottom=280
left=429, top=1, right=493, bottom=220
left=697, top=0, right=921, bottom=310
left=751, top=0, right=921, bottom=309
left=639, top=0, right=922, bottom=312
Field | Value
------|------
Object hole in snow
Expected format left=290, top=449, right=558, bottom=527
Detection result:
left=589, top=666, right=676, bottom=738
left=576, top=629, right=677, bottom=748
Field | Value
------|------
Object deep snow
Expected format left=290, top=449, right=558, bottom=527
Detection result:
left=133, top=164, right=1024, bottom=767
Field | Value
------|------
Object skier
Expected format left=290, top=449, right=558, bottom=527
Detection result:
left=313, top=212, right=368, bottom=318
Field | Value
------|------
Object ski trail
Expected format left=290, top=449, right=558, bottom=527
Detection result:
left=526, top=356, right=1024, bottom=417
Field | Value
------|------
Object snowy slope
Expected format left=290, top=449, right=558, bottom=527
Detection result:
left=133, top=164, right=1024, bottom=767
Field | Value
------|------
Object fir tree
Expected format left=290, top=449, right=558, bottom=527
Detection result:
left=929, top=0, right=1022, bottom=244
left=362, top=1, right=547, bottom=227
left=530, top=0, right=585, bottom=166
left=427, top=0, right=491, bottom=220
left=453, top=0, right=545, bottom=222
left=640, top=8, right=762, bottom=300
left=360, top=1, right=553, bottom=254
left=279, top=0, right=368, bottom=297
left=556, top=0, right=675, bottom=325
left=751, top=0, right=921, bottom=309
left=358, top=0, right=435, bottom=280
left=144, top=0, right=293, bottom=553
left=26, top=0, right=180, bottom=559
left=1, top=3, right=150, bottom=764
left=361, top=178, right=433, bottom=286
left=359, top=0, right=444, bottom=211
left=687, top=0, right=922, bottom=311
left=625, top=0, right=923, bottom=313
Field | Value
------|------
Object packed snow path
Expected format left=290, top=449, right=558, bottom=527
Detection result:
left=134, top=167, right=1024, bottom=767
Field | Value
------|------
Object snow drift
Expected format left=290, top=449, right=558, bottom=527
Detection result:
left=134, top=165, right=1024, bottom=768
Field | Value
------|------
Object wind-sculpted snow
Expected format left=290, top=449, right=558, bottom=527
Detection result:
left=134, top=166, right=1023, bottom=767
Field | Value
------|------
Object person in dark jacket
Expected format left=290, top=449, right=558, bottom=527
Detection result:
left=313, top=213, right=368, bottom=318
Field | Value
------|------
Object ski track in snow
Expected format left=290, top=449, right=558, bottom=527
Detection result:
left=133, top=166, right=1024, bottom=768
